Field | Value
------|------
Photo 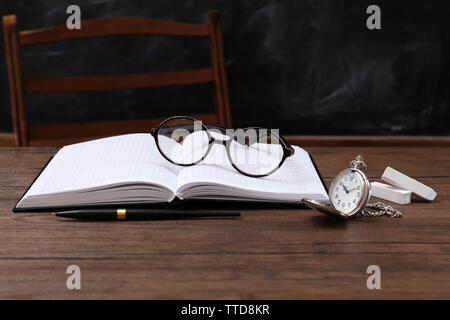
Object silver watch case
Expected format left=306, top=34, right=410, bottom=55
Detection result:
left=304, top=168, right=371, bottom=220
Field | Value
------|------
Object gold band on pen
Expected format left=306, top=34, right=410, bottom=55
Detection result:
left=117, top=209, right=126, bottom=220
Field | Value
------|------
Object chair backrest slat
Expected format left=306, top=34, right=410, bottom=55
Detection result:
left=19, top=17, right=209, bottom=45
left=24, top=69, right=214, bottom=93
left=28, top=113, right=219, bottom=142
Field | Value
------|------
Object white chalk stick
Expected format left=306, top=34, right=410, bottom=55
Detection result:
left=370, top=182, right=411, bottom=205
left=381, top=167, right=437, bottom=201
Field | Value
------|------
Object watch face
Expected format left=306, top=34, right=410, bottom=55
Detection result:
left=330, top=170, right=364, bottom=214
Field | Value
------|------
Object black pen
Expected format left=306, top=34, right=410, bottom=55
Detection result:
left=55, top=209, right=241, bottom=220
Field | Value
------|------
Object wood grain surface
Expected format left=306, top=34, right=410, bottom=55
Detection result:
left=0, top=146, right=448, bottom=299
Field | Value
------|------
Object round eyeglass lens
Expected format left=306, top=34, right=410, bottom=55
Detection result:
left=156, top=117, right=210, bottom=165
left=228, top=129, right=284, bottom=176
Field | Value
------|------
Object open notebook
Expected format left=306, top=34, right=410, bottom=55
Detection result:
left=13, top=133, right=328, bottom=212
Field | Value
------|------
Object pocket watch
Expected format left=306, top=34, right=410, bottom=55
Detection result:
left=303, top=155, right=402, bottom=219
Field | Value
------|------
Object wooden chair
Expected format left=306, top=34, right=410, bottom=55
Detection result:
left=2, top=11, right=232, bottom=147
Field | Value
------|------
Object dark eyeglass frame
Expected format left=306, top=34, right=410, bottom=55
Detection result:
left=150, top=116, right=295, bottom=178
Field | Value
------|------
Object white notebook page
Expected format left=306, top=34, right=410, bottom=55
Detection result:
left=176, top=142, right=328, bottom=201
left=22, top=134, right=180, bottom=199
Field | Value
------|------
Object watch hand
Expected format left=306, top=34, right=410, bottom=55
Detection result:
left=343, top=185, right=352, bottom=193
left=347, top=187, right=358, bottom=192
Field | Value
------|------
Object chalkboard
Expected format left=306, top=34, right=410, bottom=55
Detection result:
left=0, top=0, right=449, bottom=135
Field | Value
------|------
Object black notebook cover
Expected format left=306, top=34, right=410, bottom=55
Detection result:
left=12, top=152, right=328, bottom=213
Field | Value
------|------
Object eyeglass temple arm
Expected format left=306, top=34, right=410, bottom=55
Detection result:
left=204, top=123, right=228, bottom=133
left=152, top=124, right=202, bottom=135
left=278, top=134, right=295, bottom=155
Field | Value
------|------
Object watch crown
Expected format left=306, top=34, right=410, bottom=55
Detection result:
left=350, top=155, right=368, bottom=172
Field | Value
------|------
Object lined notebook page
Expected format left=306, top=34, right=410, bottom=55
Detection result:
left=176, top=144, right=328, bottom=201
left=23, top=134, right=180, bottom=198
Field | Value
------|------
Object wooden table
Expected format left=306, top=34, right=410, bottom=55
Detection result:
left=0, top=147, right=448, bottom=299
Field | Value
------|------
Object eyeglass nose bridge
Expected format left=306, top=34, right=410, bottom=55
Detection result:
left=210, top=137, right=227, bottom=146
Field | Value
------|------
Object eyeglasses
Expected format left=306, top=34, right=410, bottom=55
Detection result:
left=150, top=116, right=295, bottom=177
